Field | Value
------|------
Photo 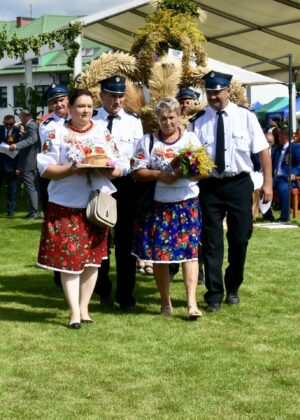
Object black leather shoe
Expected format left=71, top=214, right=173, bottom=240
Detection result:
left=81, top=319, right=93, bottom=324
left=205, top=303, right=221, bottom=312
left=67, top=322, right=81, bottom=329
left=120, top=304, right=137, bottom=313
left=225, top=293, right=240, bottom=305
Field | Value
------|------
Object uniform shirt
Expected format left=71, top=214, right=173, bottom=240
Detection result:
left=37, top=121, right=125, bottom=208
left=190, top=101, right=269, bottom=178
left=93, top=107, right=143, bottom=175
left=39, top=112, right=71, bottom=146
left=131, top=131, right=199, bottom=203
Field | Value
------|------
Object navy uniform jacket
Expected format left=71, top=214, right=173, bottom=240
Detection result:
left=272, top=142, right=300, bottom=178
left=0, top=125, right=20, bottom=172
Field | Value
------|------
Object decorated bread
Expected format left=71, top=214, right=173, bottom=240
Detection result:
left=82, top=155, right=108, bottom=166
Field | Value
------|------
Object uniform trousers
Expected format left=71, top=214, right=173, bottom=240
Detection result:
left=199, top=172, right=253, bottom=304
left=0, top=169, right=18, bottom=214
left=21, top=169, right=40, bottom=216
left=95, top=176, right=137, bottom=308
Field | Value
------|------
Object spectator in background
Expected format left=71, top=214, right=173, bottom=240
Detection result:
left=272, top=127, right=300, bottom=222
left=0, top=115, right=20, bottom=216
left=9, top=109, right=41, bottom=220
left=39, top=83, right=70, bottom=213
left=176, top=88, right=200, bottom=115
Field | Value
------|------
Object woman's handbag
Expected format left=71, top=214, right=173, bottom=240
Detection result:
left=86, top=190, right=117, bottom=228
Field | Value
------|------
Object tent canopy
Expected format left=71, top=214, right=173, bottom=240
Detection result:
left=255, top=97, right=289, bottom=118
left=266, top=96, right=300, bottom=119
left=76, top=0, right=300, bottom=83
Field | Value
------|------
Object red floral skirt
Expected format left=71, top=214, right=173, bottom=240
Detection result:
left=37, top=202, right=108, bottom=274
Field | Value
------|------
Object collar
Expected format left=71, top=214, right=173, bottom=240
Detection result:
left=100, top=106, right=123, bottom=120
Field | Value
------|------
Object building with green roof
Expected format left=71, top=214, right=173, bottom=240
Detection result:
left=0, top=15, right=108, bottom=120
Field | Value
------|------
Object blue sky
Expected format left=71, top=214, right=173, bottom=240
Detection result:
left=1, top=0, right=130, bottom=20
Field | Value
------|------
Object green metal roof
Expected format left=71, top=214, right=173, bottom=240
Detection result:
left=0, top=45, right=107, bottom=75
left=0, top=15, right=81, bottom=38
left=0, top=15, right=108, bottom=75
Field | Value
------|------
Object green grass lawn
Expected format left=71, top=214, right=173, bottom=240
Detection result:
left=0, top=210, right=299, bottom=419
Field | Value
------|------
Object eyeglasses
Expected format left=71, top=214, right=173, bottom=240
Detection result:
left=5, top=122, right=14, bottom=127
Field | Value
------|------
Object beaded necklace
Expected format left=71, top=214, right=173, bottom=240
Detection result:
left=68, top=119, right=94, bottom=133
left=158, top=127, right=181, bottom=144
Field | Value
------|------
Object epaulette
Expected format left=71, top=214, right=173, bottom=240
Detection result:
left=238, top=104, right=253, bottom=112
left=189, top=110, right=206, bottom=123
left=124, top=110, right=140, bottom=119
left=92, top=109, right=99, bottom=117
left=42, top=117, right=54, bottom=125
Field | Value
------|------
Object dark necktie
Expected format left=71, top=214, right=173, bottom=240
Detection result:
left=107, top=115, right=117, bottom=133
left=215, top=110, right=225, bottom=174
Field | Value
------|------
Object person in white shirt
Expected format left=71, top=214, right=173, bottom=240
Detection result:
left=131, top=97, right=203, bottom=319
left=92, top=75, right=144, bottom=311
left=190, top=71, right=273, bottom=312
left=36, top=88, right=122, bottom=329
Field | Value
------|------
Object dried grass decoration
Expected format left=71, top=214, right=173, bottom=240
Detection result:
left=131, top=0, right=207, bottom=86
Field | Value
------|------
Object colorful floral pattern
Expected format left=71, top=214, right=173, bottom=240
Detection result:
left=41, top=126, right=120, bottom=165
left=37, top=202, right=108, bottom=273
left=133, top=198, right=201, bottom=262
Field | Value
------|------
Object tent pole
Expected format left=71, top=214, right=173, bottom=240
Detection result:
left=287, top=53, right=293, bottom=223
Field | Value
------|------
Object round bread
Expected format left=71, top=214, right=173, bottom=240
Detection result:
left=82, top=155, right=108, bottom=166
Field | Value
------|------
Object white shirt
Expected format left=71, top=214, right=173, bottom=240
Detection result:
left=37, top=121, right=124, bottom=208
left=131, top=131, right=200, bottom=203
left=275, top=142, right=289, bottom=176
left=93, top=107, right=143, bottom=175
left=190, top=101, right=269, bottom=178
left=39, top=113, right=71, bottom=146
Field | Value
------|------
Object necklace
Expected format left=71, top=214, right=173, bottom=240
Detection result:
left=68, top=119, right=93, bottom=133
left=158, top=127, right=181, bottom=144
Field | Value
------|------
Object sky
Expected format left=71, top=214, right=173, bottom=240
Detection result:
left=0, top=0, right=127, bottom=20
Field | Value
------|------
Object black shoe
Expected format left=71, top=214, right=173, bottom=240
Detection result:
left=120, top=304, right=137, bottom=313
left=100, top=297, right=114, bottom=309
left=67, top=322, right=81, bottom=329
left=276, top=218, right=289, bottom=223
left=225, top=293, right=240, bottom=305
left=81, top=319, right=93, bottom=324
left=23, top=213, right=42, bottom=220
left=205, top=303, right=221, bottom=312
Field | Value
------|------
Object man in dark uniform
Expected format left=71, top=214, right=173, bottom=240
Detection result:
left=0, top=115, right=20, bottom=216
left=93, top=75, right=143, bottom=311
left=190, top=71, right=273, bottom=312
left=176, top=88, right=200, bottom=115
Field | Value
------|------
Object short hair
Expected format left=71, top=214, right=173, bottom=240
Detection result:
left=154, top=97, right=181, bottom=117
left=68, top=88, right=93, bottom=106
left=20, top=109, right=32, bottom=117
left=4, top=114, right=15, bottom=121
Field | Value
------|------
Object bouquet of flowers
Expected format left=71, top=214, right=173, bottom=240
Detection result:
left=171, top=144, right=215, bottom=177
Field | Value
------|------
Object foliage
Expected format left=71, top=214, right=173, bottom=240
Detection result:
left=8, top=83, right=43, bottom=120
left=0, top=22, right=82, bottom=68
left=156, top=0, right=200, bottom=16
left=131, top=8, right=206, bottom=85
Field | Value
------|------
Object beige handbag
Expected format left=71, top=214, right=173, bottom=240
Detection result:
left=86, top=190, right=117, bottom=228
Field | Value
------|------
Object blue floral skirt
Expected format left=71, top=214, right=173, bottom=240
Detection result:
left=132, top=197, right=201, bottom=263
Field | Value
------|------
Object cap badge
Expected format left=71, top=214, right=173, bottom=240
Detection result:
left=210, top=72, right=215, bottom=78
left=115, top=77, right=120, bottom=82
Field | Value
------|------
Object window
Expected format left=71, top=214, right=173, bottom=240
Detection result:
left=59, top=73, right=71, bottom=86
left=13, top=85, right=24, bottom=108
left=0, top=86, right=7, bottom=108
left=34, top=85, right=48, bottom=106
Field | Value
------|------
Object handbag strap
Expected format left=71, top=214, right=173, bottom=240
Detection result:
left=149, top=133, right=154, bottom=154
